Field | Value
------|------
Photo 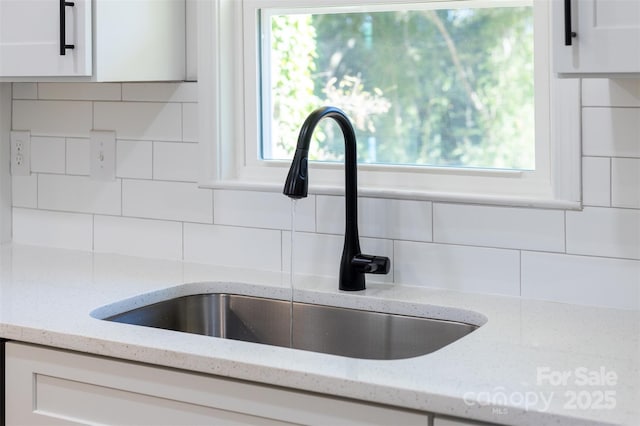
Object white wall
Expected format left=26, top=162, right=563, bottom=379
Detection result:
left=8, top=79, right=640, bottom=310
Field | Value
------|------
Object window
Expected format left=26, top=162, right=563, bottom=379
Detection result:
left=262, top=4, right=535, bottom=170
left=198, top=0, right=581, bottom=208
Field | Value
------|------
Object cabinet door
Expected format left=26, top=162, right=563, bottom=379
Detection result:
left=92, top=0, right=185, bottom=81
left=554, top=0, right=640, bottom=75
left=6, top=342, right=432, bottom=426
left=0, top=0, right=91, bottom=77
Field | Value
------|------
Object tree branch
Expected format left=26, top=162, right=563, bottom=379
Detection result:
left=424, top=10, right=487, bottom=117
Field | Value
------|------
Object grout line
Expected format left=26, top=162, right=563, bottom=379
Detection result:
left=314, top=194, right=318, bottom=233
left=280, top=230, right=285, bottom=273
left=391, top=239, right=396, bottom=283
left=91, top=214, right=95, bottom=251
left=210, top=188, right=215, bottom=224
left=582, top=105, right=640, bottom=109
left=16, top=96, right=196, bottom=104
left=582, top=154, right=640, bottom=160
left=572, top=204, right=639, bottom=212
left=151, top=141, right=155, bottom=180
left=120, top=178, right=124, bottom=216
left=63, top=137, right=68, bottom=175
left=74, top=99, right=193, bottom=104
left=609, top=157, right=613, bottom=207
left=181, top=103, right=185, bottom=142
left=519, top=250, right=523, bottom=297
left=563, top=210, right=568, bottom=254
left=35, top=173, right=39, bottom=209
left=430, top=201, right=435, bottom=242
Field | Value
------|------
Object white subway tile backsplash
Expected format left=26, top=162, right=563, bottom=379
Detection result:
left=282, top=231, right=341, bottom=279
left=522, top=251, right=640, bottom=310
left=394, top=241, right=520, bottom=296
left=122, top=180, right=212, bottom=223
left=182, top=103, right=198, bottom=142
left=116, top=140, right=152, bottom=179
left=153, top=142, right=199, bottom=182
left=38, top=174, right=121, bottom=215
left=92, top=255, right=184, bottom=288
left=214, top=190, right=315, bottom=231
left=13, top=100, right=92, bottom=137
left=94, top=215, right=183, bottom=260
left=30, top=136, right=65, bottom=174
left=122, top=82, right=197, bottom=103
left=582, top=79, right=640, bottom=107
left=12, top=208, right=92, bottom=251
left=612, top=158, right=640, bottom=208
left=10, top=80, right=640, bottom=310
left=316, top=196, right=432, bottom=241
left=66, top=138, right=90, bottom=175
left=38, top=83, right=121, bottom=101
left=566, top=207, right=640, bottom=260
left=8, top=245, right=94, bottom=285
left=184, top=223, right=281, bottom=271
left=282, top=231, right=394, bottom=282
left=11, top=83, right=37, bottom=99
left=583, top=107, right=640, bottom=158
left=11, top=175, right=37, bottom=208
left=433, top=203, right=565, bottom=252
left=94, top=102, right=182, bottom=141
left=582, top=157, right=611, bottom=207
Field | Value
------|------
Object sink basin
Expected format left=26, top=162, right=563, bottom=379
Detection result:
left=104, top=293, right=478, bottom=360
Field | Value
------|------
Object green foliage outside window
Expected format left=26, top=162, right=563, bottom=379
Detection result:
left=267, top=6, right=535, bottom=170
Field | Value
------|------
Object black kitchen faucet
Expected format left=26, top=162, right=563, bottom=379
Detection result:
left=283, top=106, right=390, bottom=291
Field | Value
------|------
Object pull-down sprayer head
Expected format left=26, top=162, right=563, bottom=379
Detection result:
left=283, top=148, right=309, bottom=199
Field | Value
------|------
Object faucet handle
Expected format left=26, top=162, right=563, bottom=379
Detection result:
left=351, top=254, right=391, bottom=274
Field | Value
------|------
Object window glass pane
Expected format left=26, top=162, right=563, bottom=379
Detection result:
left=262, top=4, right=535, bottom=170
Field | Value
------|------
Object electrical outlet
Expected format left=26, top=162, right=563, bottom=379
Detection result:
left=10, top=131, right=30, bottom=176
left=90, top=130, right=116, bottom=181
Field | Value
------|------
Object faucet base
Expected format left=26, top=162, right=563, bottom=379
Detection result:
left=339, top=275, right=366, bottom=292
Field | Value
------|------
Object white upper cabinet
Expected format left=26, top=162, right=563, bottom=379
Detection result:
left=0, top=0, right=92, bottom=77
left=0, top=0, right=185, bottom=82
left=553, top=0, right=640, bottom=76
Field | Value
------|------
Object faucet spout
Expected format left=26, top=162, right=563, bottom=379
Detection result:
left=283, top=106, right=390, bottom=291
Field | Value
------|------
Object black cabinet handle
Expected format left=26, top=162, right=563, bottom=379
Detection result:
left=59, top=0, right=76, bottom=55
left=564, top=0, right=577, bottom=46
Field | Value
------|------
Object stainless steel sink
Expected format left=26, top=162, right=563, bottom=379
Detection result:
left=105, top=294, right=478, bottom=360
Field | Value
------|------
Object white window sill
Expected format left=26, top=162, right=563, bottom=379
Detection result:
left=200, top=178, right=582, bottom=210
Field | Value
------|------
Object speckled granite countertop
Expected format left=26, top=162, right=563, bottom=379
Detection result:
left=0, top=244, right=638, bottom=426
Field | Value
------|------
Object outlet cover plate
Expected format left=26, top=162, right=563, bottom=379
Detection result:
left=10, top=131, right=30, bottom=176
left=90, top=130, right=116, bottom=181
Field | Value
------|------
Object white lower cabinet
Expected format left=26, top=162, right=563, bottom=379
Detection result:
left=5, top=342, right=432, bottom=426
left=434, top=416, right=499, bottom=426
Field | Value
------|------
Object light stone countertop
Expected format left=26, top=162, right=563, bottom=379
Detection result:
left=0, top=243, right=638, bottom=426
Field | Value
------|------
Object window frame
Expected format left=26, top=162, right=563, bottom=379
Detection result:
left=197, top=0, right=581, bottom=209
